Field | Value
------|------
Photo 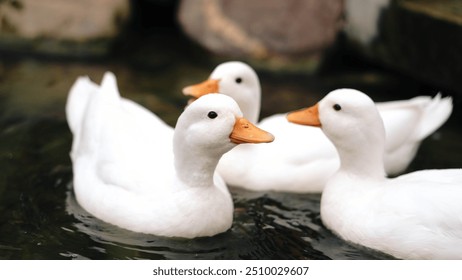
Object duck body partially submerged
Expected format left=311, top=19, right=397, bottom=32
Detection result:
left=66, top=72, right=274, bottom=238
left=288, top=89, right=462, bottom=259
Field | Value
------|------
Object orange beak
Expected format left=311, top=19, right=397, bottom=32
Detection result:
left=230, top=117, right=275, bottom=144
left=286, top=103, right=321, bottom=127
left=182, top=79, right=220, bottom=102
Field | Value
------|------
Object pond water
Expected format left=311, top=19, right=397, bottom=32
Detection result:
left=0, top=31, right=461, bottom=260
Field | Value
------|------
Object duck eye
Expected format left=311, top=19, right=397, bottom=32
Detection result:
left=333, top=104, right=342, bottom=111
left=235, top=77, right=242, bottom=84
left=207, top=111, right=218, bottom=119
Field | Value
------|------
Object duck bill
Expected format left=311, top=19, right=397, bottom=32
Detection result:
left=230, top=117, right=275, bottom=144
left=286, top=103, right=321, bottom=127
left=182, top=79, right=220, bottom=103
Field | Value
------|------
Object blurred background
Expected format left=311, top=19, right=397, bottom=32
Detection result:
left=1, top=0, right=461, bottom=122
left=0, top=0, right=461, bottom=259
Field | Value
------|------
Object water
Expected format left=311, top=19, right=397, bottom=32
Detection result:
left=0, top=31, right=461, bottom=260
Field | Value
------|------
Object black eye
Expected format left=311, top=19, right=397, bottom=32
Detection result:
left=333, top=104, right=342, bottom=111
left=235, top=77, right=242, bottom=84
left=207, top=111, right=218, bottom=119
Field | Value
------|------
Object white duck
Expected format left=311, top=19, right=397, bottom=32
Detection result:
left=65, top=72, right=274, bottom=238
left=287, top=89, right=462, bottom=259
left=183, top=61, right=453, bottom=193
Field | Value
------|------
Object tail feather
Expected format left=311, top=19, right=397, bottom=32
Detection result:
left=65, top=76, right=98, bottom=135
left=99, top=71, right=121, bottom=104
left=415, top=93, right=453, bottom=140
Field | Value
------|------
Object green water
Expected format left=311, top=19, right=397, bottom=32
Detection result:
left=0, top=31, right=461, bottom=260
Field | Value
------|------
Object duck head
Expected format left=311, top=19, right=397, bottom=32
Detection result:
left=287, top=89, right=386, bottom=177
left=175, top=94, right=273, bottom=160
left=182, top=61, right=261, bottom=123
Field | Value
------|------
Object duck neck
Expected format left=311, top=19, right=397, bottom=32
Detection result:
left=173, top=143, right=221, bottom=189
left=333, top=126, right=387, bottom=179
left=337, top=145, right=386, bottom=179
left=234, top=86, right=261, bottom=124
left=241, top=98, right=260, bottom=124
